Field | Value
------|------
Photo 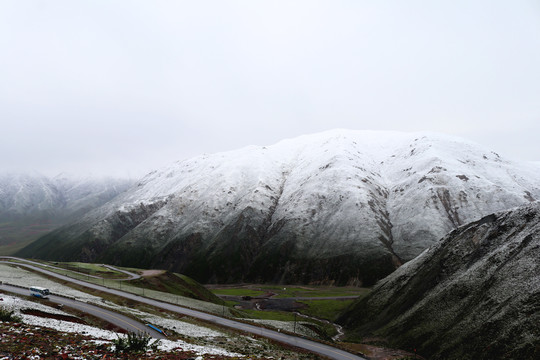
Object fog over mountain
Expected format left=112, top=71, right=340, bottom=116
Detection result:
left=16, top=130, right=540, bottom=285
left=0, top=172, right=133, bottom=252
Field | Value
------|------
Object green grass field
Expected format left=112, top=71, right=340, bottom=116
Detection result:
left=297, top=299, right=357, bottom=321
left=209, top=283, right=372, bottom=338
left=210, top=284, right=371, bottom=299
left=210, top=288, right=267, bottom=297
left=7, top=258, right=372, bottom=341
left=0, top=219, right=61, bottom=255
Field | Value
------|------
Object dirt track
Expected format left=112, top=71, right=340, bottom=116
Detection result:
left=140, top=269, right=166, bottom=277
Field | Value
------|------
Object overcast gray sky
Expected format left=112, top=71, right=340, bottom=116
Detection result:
left=1, top=0, right=539, bottom=178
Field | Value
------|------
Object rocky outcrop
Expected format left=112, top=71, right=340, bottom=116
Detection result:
left=338, top=202, right=540, bottom=360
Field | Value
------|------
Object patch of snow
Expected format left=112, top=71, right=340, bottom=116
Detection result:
left=139, top=314, right=225, bottom=338
left=0, top=264, right=106, bottom=303
left=0, top=292, right=243, bottom=357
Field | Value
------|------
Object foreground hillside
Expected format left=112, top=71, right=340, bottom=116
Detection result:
left=17, top=130, right=540, bottom=284
left=0, top=289, right=311, bottom=360
left=0, top=173, right=132, bottom=254
left=338, top=202, right=540, bottom=360
left=0, top=322, right=206, bottom=360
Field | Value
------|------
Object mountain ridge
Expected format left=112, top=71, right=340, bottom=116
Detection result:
left=338, top=201, right=540, bottom=359
left=16, top=130, right=540, bottom=284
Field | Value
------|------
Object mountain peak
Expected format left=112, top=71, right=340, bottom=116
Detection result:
left=17, top=130, right=540, bottom=285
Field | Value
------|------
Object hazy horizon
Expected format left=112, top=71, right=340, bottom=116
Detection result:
left=1, top=1, right=539, bottom=178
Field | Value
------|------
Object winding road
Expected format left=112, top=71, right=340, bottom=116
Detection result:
left=0, top=258, right=366, bottom=360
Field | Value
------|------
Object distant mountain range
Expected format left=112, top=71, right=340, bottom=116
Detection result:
left=14, top=130, right=540, bottom=284
left=338, top=201, right=540, bottom=360
left=0, top=172, right=133, bottom=253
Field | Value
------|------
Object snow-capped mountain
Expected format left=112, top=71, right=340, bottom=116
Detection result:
left=51, top=173, right=134, bottom=215
left=338, top=201, right=540, bottom=360
left=17, top=130, right=540, bottom=284
left=0, top=172, right=133, bottom=250
left=0, top=172, right=133, bottom=216
left=0, top=172, right=62, bottom=216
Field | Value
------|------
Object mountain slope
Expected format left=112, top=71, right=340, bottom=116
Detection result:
left=0, top=173, right=133, bottom=253
left=16, top=130, right=540, bottom=284
left=338, top=201, right=540, bottom=360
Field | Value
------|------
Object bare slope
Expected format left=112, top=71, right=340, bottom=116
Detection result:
left=338, top=202, right=540, bottom=359
left=16, top=130, right=540, bottom=284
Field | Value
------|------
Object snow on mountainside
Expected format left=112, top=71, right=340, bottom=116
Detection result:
left=17, top=130, right=540, bottom=285
left=338, top=201, right=540, bottom=360
left=0, top=172, right=133, bottom=250
left=0, top=172, right=132, bottom=216
left=51, top=173, right=134, bottom=214
left=0, top=172, right=61, bottom=215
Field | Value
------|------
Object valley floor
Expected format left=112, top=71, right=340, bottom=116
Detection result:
left=0, top=260, right=423, bottom=360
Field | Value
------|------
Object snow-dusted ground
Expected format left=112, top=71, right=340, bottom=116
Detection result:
left=0, top=294, right=242, bottom=357
left=0, top=264, right=221, bottom=317
left=1, top=294, right=119, bottom=340
left=0, top=264, right=316, bottom=355
left=0, top=264, right=317, bottom=336
left=1, top=264, right=108, bottom=303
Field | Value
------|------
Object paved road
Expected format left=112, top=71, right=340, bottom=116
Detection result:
left=0, top=257, right=137, bottom=280
left=288, top=296, right=360, bottom=300
left=103, top=265, right=140, bottom=280
left=1, top=259, right=366, bottom=360
left=0, top=282, right=166, bottom=339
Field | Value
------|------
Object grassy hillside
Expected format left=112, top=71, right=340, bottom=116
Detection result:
left=0, top=218, right=62, bottom=255
left=11, top=259, right=224, bottom=305
left=130, top=270, right=224, bottom=304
